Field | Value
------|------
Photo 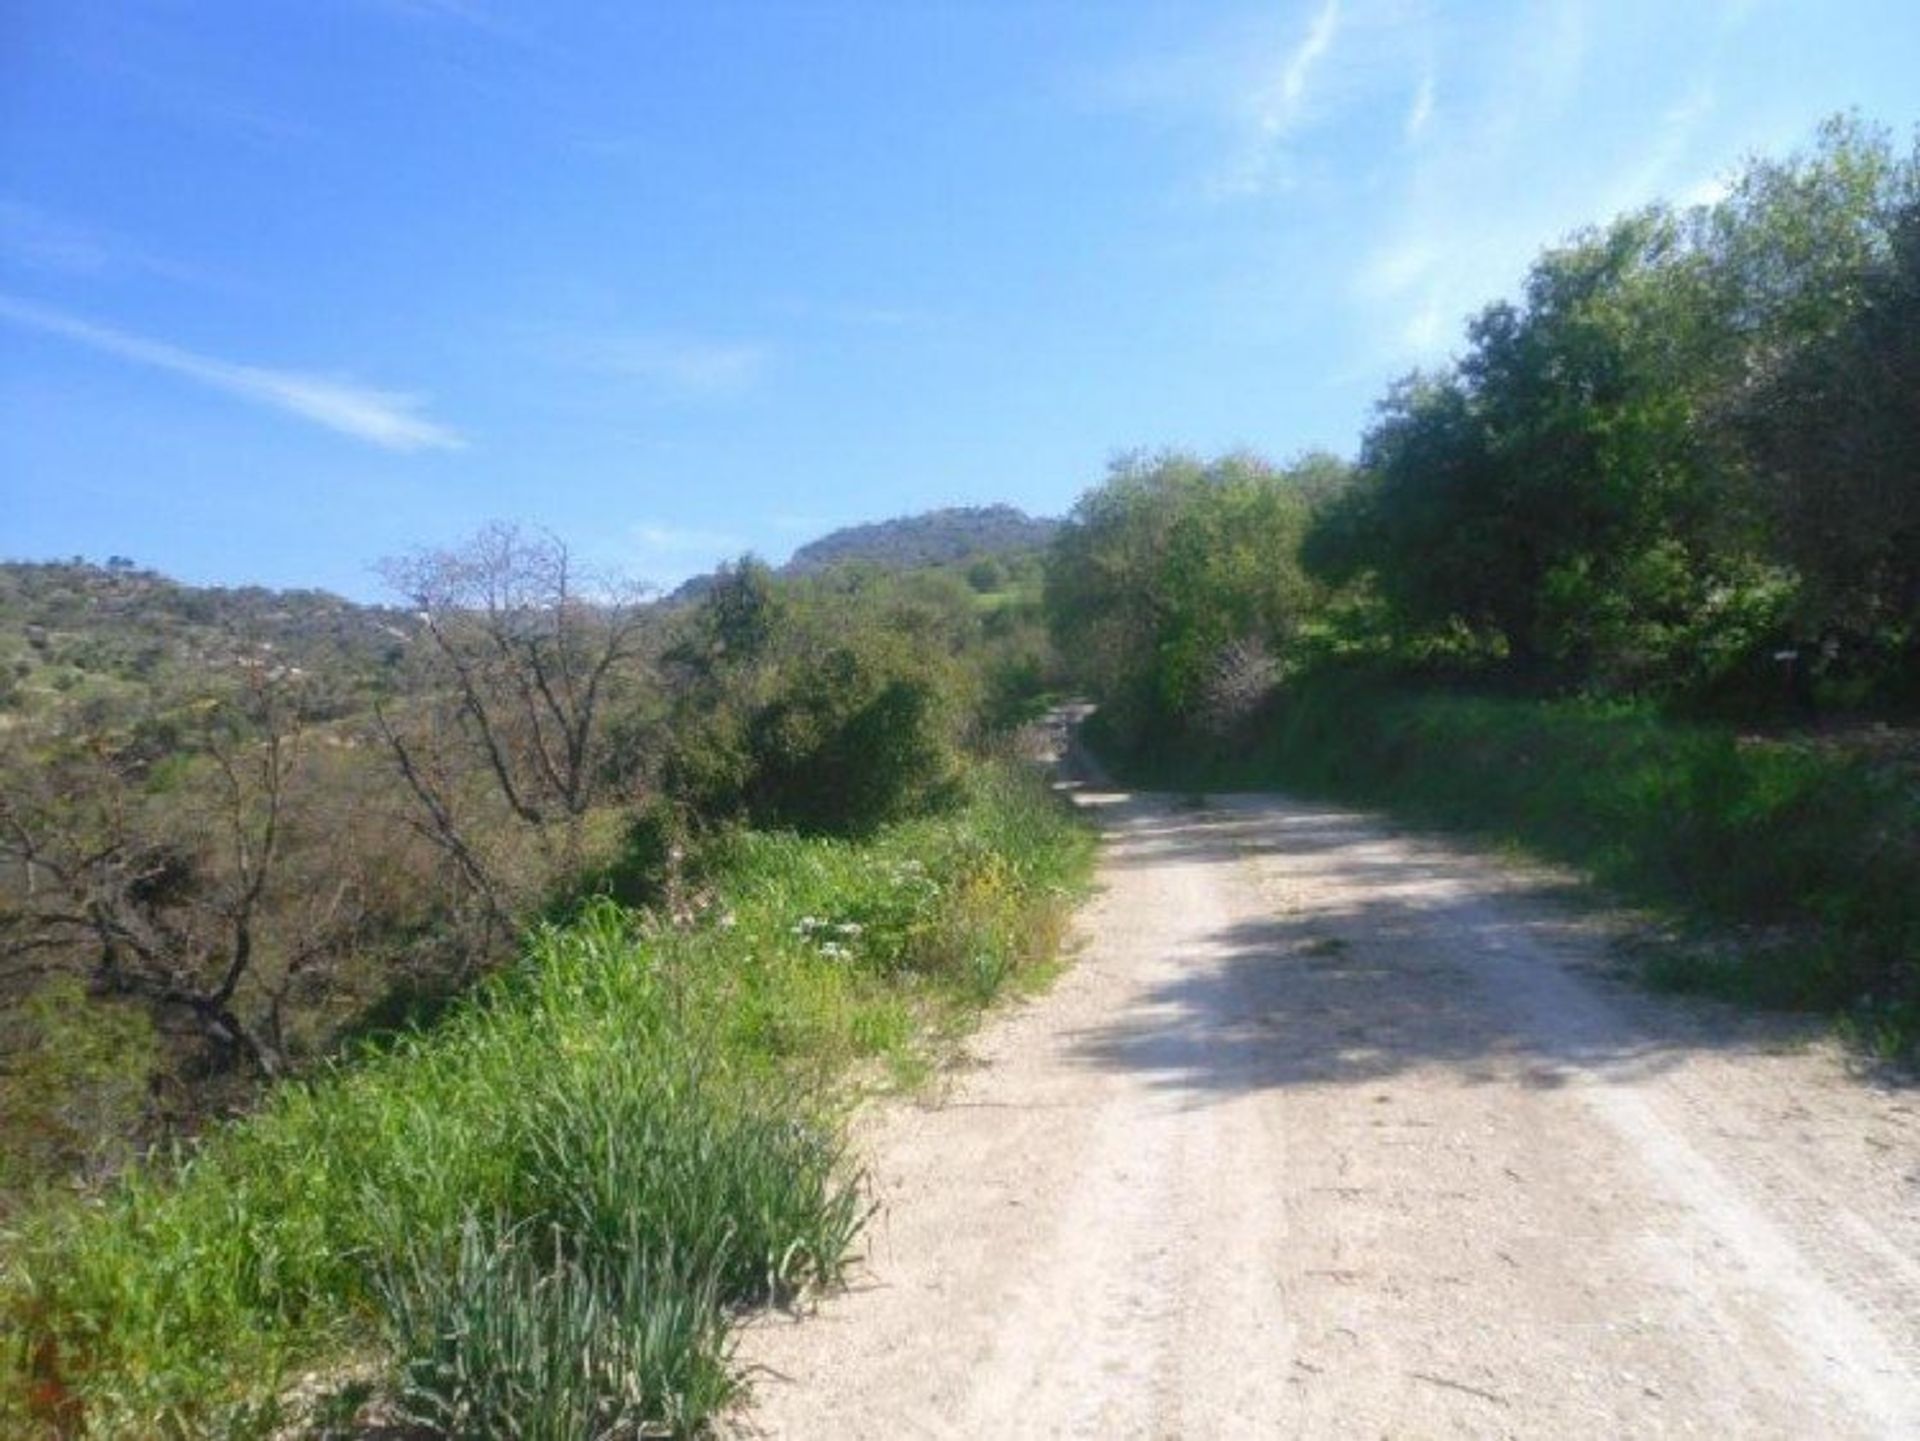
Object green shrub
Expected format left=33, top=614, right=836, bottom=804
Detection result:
left=0, top=980, right=159, bottom=1208
left=670, top=643, right=962, bottom=838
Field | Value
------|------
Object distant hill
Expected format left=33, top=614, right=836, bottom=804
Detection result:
left=664, top=505, right=1060, bottom=605
left=0, top=560, right=421, bottom=715
left=783, top=506, right=1058, bottom=575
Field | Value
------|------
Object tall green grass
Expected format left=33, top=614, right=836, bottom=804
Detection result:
left=1, top=763, right=1094, bottom=1437
left=1102, top=679, right=1920, bottom=1045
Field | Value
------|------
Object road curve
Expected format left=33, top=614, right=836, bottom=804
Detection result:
left=732, top=787, right=1920, bottom=1438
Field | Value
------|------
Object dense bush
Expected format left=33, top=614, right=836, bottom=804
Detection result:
left=1300, top=118, right=1920, bottom=708
left=2, top=525, right=1064, bottom=1205
left=662, top=560, right=999, bottom=838
left=1045, top=450, right=1344, bottom=751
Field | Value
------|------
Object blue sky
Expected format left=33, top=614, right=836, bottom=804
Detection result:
left=3, top=1, right=1916, bottom=598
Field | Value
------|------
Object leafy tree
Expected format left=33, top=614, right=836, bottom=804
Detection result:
left=1047, top=451, right=1335, bottom=744
left=1306, top=118, right=1920, bottom=703
left=1729, top=190, right=1920, bottom=696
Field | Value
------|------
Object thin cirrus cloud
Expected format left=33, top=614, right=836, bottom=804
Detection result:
left=1348, top=2, right=1746, bottom=369
left=1260, top=0, right=1343, bottom=138
left=1097, top=0, right=1442, bottom=201
left=575, top=334, right=772, bottom=398
left=1212, top=0, right=1346, bottom=197
left=1404, top=71, right=1435, bottom=142
left=0, top=294, right=466, bottom=452
left=633, top=523, right=744, bottom=553
left=0, top=200, right=221, bottom=290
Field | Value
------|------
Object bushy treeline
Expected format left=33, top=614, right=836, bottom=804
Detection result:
left=1, top=518, right=1087, bottom=1430
left=1045, top=449, right=1348, bottom=749
left=0, top=559, right=423, bottom=721
left=1046, top=117, right=1920, bottom=1034
left=1052, top=117, right=1919, bottom=753
left=0, top=528, right=1062, bottom=1206
left=1312, top=116, right=1920, bottom=711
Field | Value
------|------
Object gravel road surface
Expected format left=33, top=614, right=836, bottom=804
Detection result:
left=734, top=785, right=1920, bottom=1438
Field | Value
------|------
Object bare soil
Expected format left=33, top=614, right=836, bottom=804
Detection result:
left=732, top=785, right=1920, bottom=1438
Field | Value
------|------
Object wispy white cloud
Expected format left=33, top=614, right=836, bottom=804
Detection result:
left=775, top=298, right=938, bottom=331
left=368, top=0, right=544, bottom=47
left=0, top=294, right=466, bottom=452
left=1522, top=0, right=1590, bottom=116
left=378, top=0, right=492, bottom=18
left=1212, top=0, right=1348, bottom=197
left=573, top=334, right=772, bottom=397
left=83, top=51, right=317, bottom=149
left=1404, top=70, right=1435, bottom=142
left=0, top=201, right=215, bottom=287
left=632, top=522, right=743, bottom=553
left=1354, top=238, right=1438, bottom=301
left=1261, top=0, right=1342, bottom=137
left=1092, top=0, right=1430, bottom=200
left=1339, top=1, right=1752, bottom=371
left=1677, top=171, right=1735, bottom=210
left=1595, top=83, right=1718, bottom=218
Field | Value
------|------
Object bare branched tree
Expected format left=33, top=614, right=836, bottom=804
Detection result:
left=376, top=525, right=655, bottom=927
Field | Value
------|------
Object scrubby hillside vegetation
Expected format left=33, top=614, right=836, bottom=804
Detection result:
left=0, top=560, right=423, bottom=720
left=1048, top=117, right=1920, bottom=1049
left=0, top=516, right=1086, bottom=1432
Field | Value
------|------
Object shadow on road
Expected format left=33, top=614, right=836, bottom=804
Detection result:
left=1064, top=793, right=1841, bottom=1103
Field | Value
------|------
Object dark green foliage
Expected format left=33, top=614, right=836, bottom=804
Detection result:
left=663, top=557, right=1029, bottom=839
left=1729, top=191, right=1920, bottom=703
left=1048, top=116, right=1920, bottom=1056
left=691, top=556, right=785, bottom=671
left=670, top=641, right=960, bottom=837
left=1045, top=450, right=1339, bottom=749
left=0, top=981, right=159, bottom=1199
left=966, top=556, right=1008, bottom=593
left=745, top=651, right=956, bottom=834
left=1301, top=117, right=1920, bottom=708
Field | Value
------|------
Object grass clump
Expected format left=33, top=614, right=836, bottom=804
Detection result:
left=1, top=763, right=1093, bottom=1437
left=377, top=1216, right=733, bottom=1439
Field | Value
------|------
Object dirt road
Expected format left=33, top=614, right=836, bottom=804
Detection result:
left=734, top=786, right=1920, bottom=1438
